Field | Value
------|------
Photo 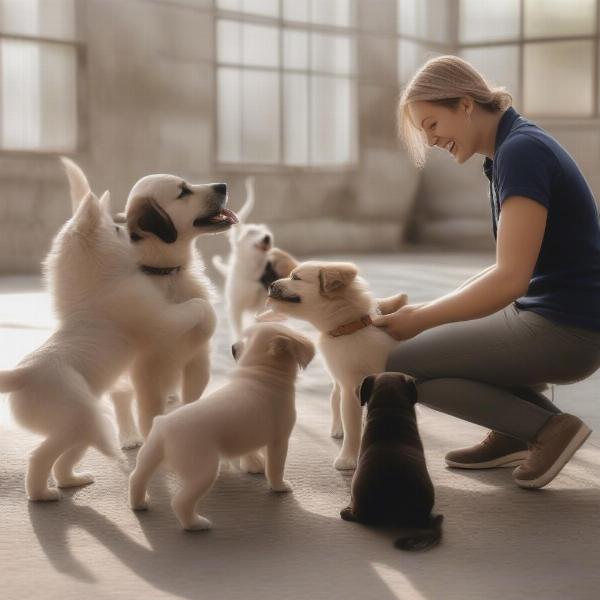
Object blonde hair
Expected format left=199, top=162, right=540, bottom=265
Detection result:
left=398, top=55, right=513, bottom=167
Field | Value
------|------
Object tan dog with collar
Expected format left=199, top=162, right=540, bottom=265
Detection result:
left=264, top=261, right=407, bottom=471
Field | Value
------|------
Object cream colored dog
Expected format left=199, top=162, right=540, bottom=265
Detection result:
left=0, top=190, right=207, bottom=501
left=265, top=262, right=407, bottom=471
left=62, top=159, right=238, bottom=445
left=128, top=322, right=315, bottom=531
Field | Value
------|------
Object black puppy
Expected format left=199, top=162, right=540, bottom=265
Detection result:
left=340, top=373, right=443, bottom=551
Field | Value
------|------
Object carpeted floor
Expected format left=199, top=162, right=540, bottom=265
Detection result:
left=1, top=251, right=598, bottom=600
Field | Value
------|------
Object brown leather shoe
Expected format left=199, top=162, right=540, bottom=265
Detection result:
left=513, top=414, right=592, bottom=489
left=445, top=431, right=529, bottom=469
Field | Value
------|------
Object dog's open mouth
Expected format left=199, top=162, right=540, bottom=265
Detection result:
left=194, top=208, right=239, bottom=228
left=267, top=290, right=301, bottom=304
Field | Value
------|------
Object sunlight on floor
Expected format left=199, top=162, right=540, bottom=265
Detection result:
left=371, top=562, right=427, bottom=600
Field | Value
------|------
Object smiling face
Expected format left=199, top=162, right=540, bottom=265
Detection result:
left=408, top=99, right=477, bottom=165
left=125, top=175, right=238, bottom=244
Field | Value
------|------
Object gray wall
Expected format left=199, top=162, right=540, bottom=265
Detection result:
left=0, top=0, right=419, bottom=274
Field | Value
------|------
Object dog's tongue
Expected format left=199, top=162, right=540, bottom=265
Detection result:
left=206, top=208, right=239, bottom=225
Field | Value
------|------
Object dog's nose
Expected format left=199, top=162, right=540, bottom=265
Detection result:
left=263, top=234, right=271, bottom=245
left=231, top=343, right=240, bottom=360
left=212, top=183, right=227, bottom=196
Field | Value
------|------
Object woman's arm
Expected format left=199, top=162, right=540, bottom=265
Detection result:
left=373, top=196, right=548, bottom=340
left=456, top=264, right=496, bottom=290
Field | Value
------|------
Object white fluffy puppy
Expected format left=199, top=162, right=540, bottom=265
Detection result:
left=212, top=177, right=276, bottom=340
left=0, top=190, right=206, bottom=501
left=128, top=322, right=315, bottom=531
left=265, top=262, right=408, bottom=471
left=62, top=159, right=238, bottom=444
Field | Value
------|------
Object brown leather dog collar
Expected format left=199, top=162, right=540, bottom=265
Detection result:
left=328, top=315, right=373, bottom=338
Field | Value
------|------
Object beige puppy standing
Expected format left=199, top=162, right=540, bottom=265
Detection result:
left=0, top=188, right=206, bottom=501
left=63, top=160, right=238, bottom=444
left=265, top=262, right=407, bottom=471
left=129, top=323, right=315, bottom=531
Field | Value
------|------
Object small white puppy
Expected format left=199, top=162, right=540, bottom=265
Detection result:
left=265, top=262, right=408, bottom=471
left=212, top=177, right=276, bottom=340
left=129, top=323, right=315, bottom=531
left=0, top=190, right=206, bottom=501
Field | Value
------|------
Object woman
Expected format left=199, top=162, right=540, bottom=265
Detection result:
left=373, top=55, right=600, bottom=489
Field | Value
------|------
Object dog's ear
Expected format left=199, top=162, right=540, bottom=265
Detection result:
left=358, top=375, right=376, bottom=407
left=99, top=190, right=111, bottom=213
left=289, top=333, right=315, bottom=370
left=72, top=192, right=102, bottom=233
left=318, top=263, right=358, bottom=296
left=405, top=376, right=418, bottom=404
left=129, top=197, right=178, bottom=244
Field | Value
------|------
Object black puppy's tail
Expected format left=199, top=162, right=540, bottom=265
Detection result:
left=394, top=514, right=443, bottom=551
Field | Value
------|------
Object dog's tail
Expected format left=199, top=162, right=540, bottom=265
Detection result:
left=394, top=514, right=443, bottom=552
left=211, top=254, right=229, bottom=277
left=60, top=156, right=92, bottom=214
left=0, top=367, right=31, bottom=394
left=236, top=176, right=255, bottom=225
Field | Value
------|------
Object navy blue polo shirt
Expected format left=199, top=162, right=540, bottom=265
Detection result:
left=483, top=107, right=600, bottom=332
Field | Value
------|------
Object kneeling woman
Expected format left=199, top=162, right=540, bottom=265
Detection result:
left=375, top=55, right=600, bottom=489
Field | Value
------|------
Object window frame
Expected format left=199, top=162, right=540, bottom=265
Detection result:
left=212, top=0, right=359, bottom=173
left=0, top=4, right=85, bottom=157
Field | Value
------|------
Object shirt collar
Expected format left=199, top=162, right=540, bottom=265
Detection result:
left=483, top=106, right=521, bottom=181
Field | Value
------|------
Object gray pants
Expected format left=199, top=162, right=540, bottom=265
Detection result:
left=385, top=304, right=600, bottom=442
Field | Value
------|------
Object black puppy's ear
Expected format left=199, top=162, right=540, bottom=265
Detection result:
left=405, top=376, right=418, bottom=404
left=359, top=375, right=376, bottom=407
left=131, top=197, right=178, bottom=244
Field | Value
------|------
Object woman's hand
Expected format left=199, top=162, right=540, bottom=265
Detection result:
left=371, top=304, right=427, bottom=341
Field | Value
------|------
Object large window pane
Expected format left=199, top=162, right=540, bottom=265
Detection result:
left=398, top=40, right=439, bottom=85
left=460, top=46, right=520, bottom=107
left=524, top=0, right=596, bottom=38
left=217, top=20, right=240, bottom=64
left=0, top=0, right=75, bottom=40
left=311, top=33, right=352, bottom=75
left=217, top=67, right=242, bottom=162
left=1, top=39, right=76, bottom=151
left=311, top=76, right=354, bottom=164
left=284, top=29, right=308, bottom=70
left=217, top=0, right=279, bottom=17
left=217, top=21, right=280, bottom=68
left=311, top=0, right=352, bottom=27
left=398, top=0, right=451, bottom=44
left=283, top=0, right=309, bottom=22
left=523, top=41, right=593, bottom=116
left=283, top=74, right=308, bottom=165
left=242, top=70, right=280, bottom=162
left=459, top=0, right=520, bottom=43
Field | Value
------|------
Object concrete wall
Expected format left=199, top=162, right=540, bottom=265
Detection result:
left=0, top=0, right=419, bottom=274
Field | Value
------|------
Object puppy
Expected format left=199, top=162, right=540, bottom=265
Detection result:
left=62, top=159, right=238, bottom=444
left=128, top=323, right=315, bottom=531
left=264, top=261, right=407, bottom=470
left=212, top=177, right=297, bottom=341
left=0, top=190, right=206, bottom=501
left=340, top=373, right=443, bottom=551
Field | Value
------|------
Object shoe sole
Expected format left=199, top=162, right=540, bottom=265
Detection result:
left=445, top=450, right=529, bottom=470
left=514, top=424, right=592, bottom=489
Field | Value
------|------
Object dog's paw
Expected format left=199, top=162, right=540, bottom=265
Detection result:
left=130, top=495, right=149, bottom=511
left=330, top=426, right=344, bottom=439
left=270, top=480, right=292, bottom=493
left=241, top=453, right=265, bottom=474
left=334, top=455, right=357, bottom=471
left=28, top=487, right=62, bottom=502
left=183, top=515, right=212, bottom=531
left=56, top=472, right=95, bottom=488
left=340, top=506, right=356, bottom=521
left=120, top=433, right=144, bottom=450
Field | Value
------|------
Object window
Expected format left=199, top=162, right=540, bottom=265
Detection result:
left=459, top=0, right=599, bottom=117
left=0, top=0, right=78, bottom=152
left=397, top=0, right=453, bottom=86
left=216, top=0, right=357, bottom=167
